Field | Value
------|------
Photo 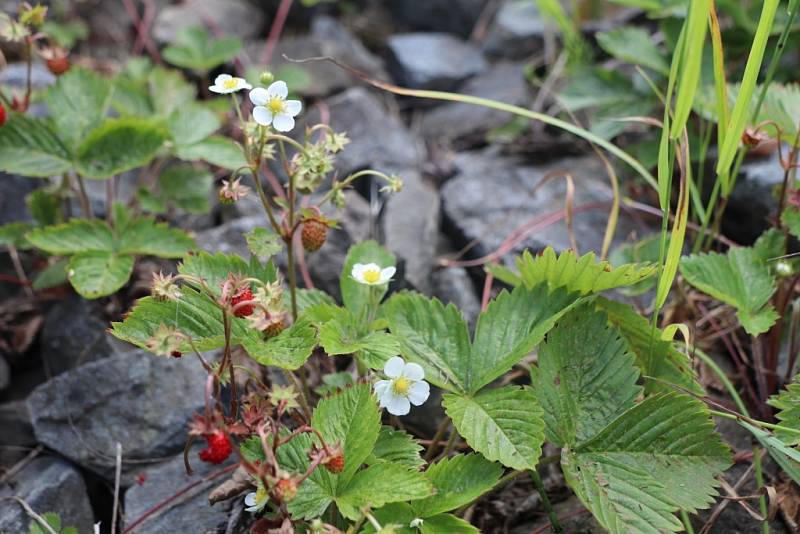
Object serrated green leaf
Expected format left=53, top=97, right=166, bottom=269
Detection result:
left=367, top=426, right=425, bottom=470
left=175, top=135, right=247, bottom=169
left=681, top=247, right=778, bottom=336
left=336, top=462, right=432, bottom=520
left=0, top=114, right=72, bottom=177
left=167, top=103, right=221, bottom=147
left=489, top=247, right=657, bottom=296
left=279, top=433, right=334, bottom=519
left=117, top=217, right=195, bottom=258
left=562, top=392, right=730, bottom=534
left=32, top=257, right=70, bottom=290
left=68, top=251, right=134, bottom=298
left=384, top=292, right=471, bottom=393
left=26, top=189, right=62, bottom=226
left=419, top=513, right=479, bottom=534
left=76, top=118, right=167, bottom=179
left=243, top=316, right=317, bottom=370
left=367, top=504, right=479, bottom=534
left=597, top=297, right=702, bottom=395
left=26, top=219, right=114, bottom=254
left=535, top=305, right=642, bottom=447
left=753, top=228, right=786, bottom=263
left=469, top=283, right=581, bottom=392
left=137, top=187, right=168, bottom=214
left=341, top=240, right=397, bottom=316
left=240, top=435, right=266, bottom=463
left=411, top=453, right=502, bottom=518
left=179, top=251, right=277, bottom=296
left=318, top=314, right=400, bottom=368
left=767, top=375, right=800, bottom=446
left=45, top=67, right=113, bottom=150
left=245, top=226, right=283, bottom=258
left=148, top=67, right=196, bottom=117
left=596, top=26, right=669, bottom=75
left=0, top=222, right=34, bottom=249
left=782, top=206, right=800, bottom=242
left=157, top=164, right=213, bottom=214
left=740, top=420, right=800, bottom=486
left=162, top=26, right=243, bottom=71
left=608, top=234, right=662, bottom=296
left=296, top=288, right=337, bottom=312
left=444, top=386, right=545, bottom=470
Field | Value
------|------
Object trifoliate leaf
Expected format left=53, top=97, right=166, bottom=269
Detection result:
left=768, top=375, right=800, bottom=446
left=0, top=114, right=72, bottom=177
left=444, top=385, right=545, bottom=471
left=597, top=297, right=702, bottom=395
left=535, top=305, right=642, bottom=447
left=45, top=66, right=113, bottom=150
left=117, top=217, right=195, bottom=258
left=488, top=247, right=656, bottom=296
left=245, top=226, right=283, bottom=259
left=680, top=247, right=778, bottom=336
left=162, top=26, right=243, bottom=71
left=26, top=219, right=114, bottom=254
left=67, top=251, right=135, bottom=298
left=367, top=426, right=425, bottom=470
left=411, top=453, right=502, bottom=518
left=562, top=392, right=730, bottom=534
left=76, top=118, right=168, bottom=179
left=341, top=240, right=397, bottom=317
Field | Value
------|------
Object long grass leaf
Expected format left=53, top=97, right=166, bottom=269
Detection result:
left=669, top=0, right=711, bottom=140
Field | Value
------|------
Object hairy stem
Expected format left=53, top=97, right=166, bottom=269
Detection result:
left=531, top=469, right=562, bottom=533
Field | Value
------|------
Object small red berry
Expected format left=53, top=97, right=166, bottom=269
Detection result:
left=274, top=478, right=298, bottom=502
left=170, top=350, right=182, bottom=358
left=324, top=452, right=345, bottom=474
left=135, top=473, right=147, bottom=485
left=301, top=219, right=328, bottom=252
left=231, top=287, right=255, bottom=318
left=198, top=431, right=232, bottom=464
left=46, top=56, right=70, bottom=76
left=0, top=104, right=5, bottom=127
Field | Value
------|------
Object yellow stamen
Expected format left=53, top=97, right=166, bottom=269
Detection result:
left=363, top=269, right=380, bottom=284
left=393, top=377, right=411, bottom=395
left=268, top=97, right=285, bottom=114
left=223, top=78, right=238, bottom=89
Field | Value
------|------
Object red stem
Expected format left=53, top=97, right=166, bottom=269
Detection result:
left=260, top=0, right=294, bottom=65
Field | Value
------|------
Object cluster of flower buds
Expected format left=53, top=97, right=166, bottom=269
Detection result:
left=218, top=177, right=251, bottom=205
left=145, top=323, right=184, bottom=358
left=245, top=281, right=288, bottom=338
left=151, top=271, right=182, bottom=302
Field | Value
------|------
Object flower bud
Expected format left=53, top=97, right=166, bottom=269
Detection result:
left=776, top=260, right=793, bottom=277
left=259, top=71, right=274, bottom=85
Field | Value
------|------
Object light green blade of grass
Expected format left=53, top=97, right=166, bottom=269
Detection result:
left=669, top=0, right=711, bottom=140
left=715, top=0, right=780, bottom=192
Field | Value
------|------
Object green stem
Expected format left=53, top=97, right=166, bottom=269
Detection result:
left=681, top=510, right=696, bottom=534
left=754, top=446, right=770, bottom=534
left=709, top=409, right=800, bottom=436
left=75, top=174, right=93, bottom=218
left=531, top=469, right=562, bottom=533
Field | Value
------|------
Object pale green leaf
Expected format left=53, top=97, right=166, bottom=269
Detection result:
left=157, top=164, right=213, bottom=214
left=680, top=247, right=778, bottom=335
left=76, top=118, right=167, bottom=179
left=117, top=217, right=195, bottom=258
left=167, top=103, right=220, bottom=147
left=740, top=420, right=800, bottom=486
left=243, top=317, right=317, bottom=370
left=0, top=222, right=34, bottom=249
left=178, top=251, right=277, bottom=296
left=444, top=386, right=545, bottom=470
left=767, top=375, right=800, bottom=446
left=27, top=189, right=62, bottom=226
left=318, top=314, right=400, bottom=368
left=341, top=240, right=397, bottom=316
left=335, top=462, right=432, bottom=520
left=367, top=426, right=425, bottom=470
left=411, top=453, right=502, bottom=518
left=535, top=305, right=642, bottom=447
left=148, top=67, right=196, bottom=117
left=32, top=258, right=70, bottom=290
left=175, top=135, right=247, bottom=169
left=596, top=26, right=669, bottom=75
left=45, top=66, right=113, bottom=150
left=367, top=504, right=479, bottom=534
left=245, top=226, right=283, bottom=259
left=26, top=219, right=114, bottom=254
left=0, top=114, right=72, bottom=177
left=162, top=26, right=243, bottom=71
left=562, top=392, right=730, bottom=534
left=68, top=251, right=134, bottom=298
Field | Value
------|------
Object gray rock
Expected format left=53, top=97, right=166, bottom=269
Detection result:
left=386, top=33, right=487, bottom=91
left=420, top=62, right=530, bottom=145
left=0, top=174, right=38, bottom=225
left=484, top=0, right=547, bottom=59
left=27, top=351, right=207, bottom=481
left=248, top=16, right=387, bottom=99
left=441, top=149, right=638, bottom=264
left=153, top=0, right=264, bottom=44
left=39, top=295, right=116, bottom=376
left=724, top=149, right=783, bottom=245
left=303, top=87, right=420, bottom=177
left=123, top=446, right=233, bottom=534
left=386, top=0, right=486, bottom=38
left=196, top=216, right=263, bottom=258
left=0, top=456, right=94, bottom=533
left=381, top=170, right=439, bottom=294
left=432, top=267, right=481, bottom=329
left=0, top=354, right=8, bottom=391
left=0, top=62, right=56, bottom=90
left=0, top=401, right=35, bottom=466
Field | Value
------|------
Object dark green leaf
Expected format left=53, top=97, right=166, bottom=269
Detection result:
left=175, top=135, right=247, bottom=169
left=596, top=26, right=669, bottom=75
left=411, top=453, right=502, bottom=517
left=76, top=118, right=168, bottom=179
left=367, top=426, right=425, bottom=470
left=67, top=251, right=134, bottom=298
left=117, top=217, right=195, bottom=258
left=162, top=26, right=243, bottom=71
left=0, top=114, right=72, bottom=177
left=26, top=219, right=114, bottom=254
left=167, top=103, right=221, bottom=147
left=45, top=67, right=113, bottom=150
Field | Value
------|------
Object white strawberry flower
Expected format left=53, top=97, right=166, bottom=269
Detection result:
left=244, top=486, right=267, bottom=513
left=248, top=80, right=302, bottom=132
left=374, top=356, right=430, bottom=416
left=351, top=263, right=395, bottom=286
left=209, top=74, right=251, bottom=94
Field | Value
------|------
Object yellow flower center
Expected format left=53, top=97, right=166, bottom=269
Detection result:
left=255, top=487, right=267, bottom=503
left=268, top=97, right=285, bottom=114
left=393, top=377, right=411, bottom=395
left=363, top=269, right=381, bottom=284
left=223, top=78, right=239, bottom=90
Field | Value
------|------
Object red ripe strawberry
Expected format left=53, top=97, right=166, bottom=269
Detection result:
left=274, top=478, right=298, bottom=502
left=231, top=287, right=255, bottom=318
left=301, top=219, right=327, bottom=252
left=170, top=350, right=182, bottom=358
left=198, top=431, right=232, bottom=464
left=0, top=104, right=5, bottom=127
left=46, top=56, right=70, bottom=76
left=324, top=452, right=345, bottom=474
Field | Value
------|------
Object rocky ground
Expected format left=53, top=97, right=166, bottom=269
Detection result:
left=0, top=0, right=792, bottom=532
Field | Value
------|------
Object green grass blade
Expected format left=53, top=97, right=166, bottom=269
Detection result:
left=669, top=0, right=711, bottom=140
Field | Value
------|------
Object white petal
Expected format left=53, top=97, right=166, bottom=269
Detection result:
left=272, top=113, right=295, bottom=132
left=252, top=106, right=273, bottom=126
left=244, top=492, right=257, bottom=506
left=402, top=362, right=425, bottom=381
left=239, top=80, right=253, bottom=90
left=386, top=393, right=411, bottom=416
left=209, top=85, right=227, bottom=94
left=407, top=380, right=430, bottom=406
left=214, top=74, right=232, bottom=85
left=351, top=263, right=368, bottom=278
left=267, top=80, right=288, bottom=99
left=379, top=266, right=396, bottom=283
left=374, top=379, right=392, bottom=398
left=249, top=87, right=269, bottom=106
left=378, top=388, right=394, bottom=408
left=284, top=99, right=302, bottom=116
left=384, top=356, right=405, bottom=378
